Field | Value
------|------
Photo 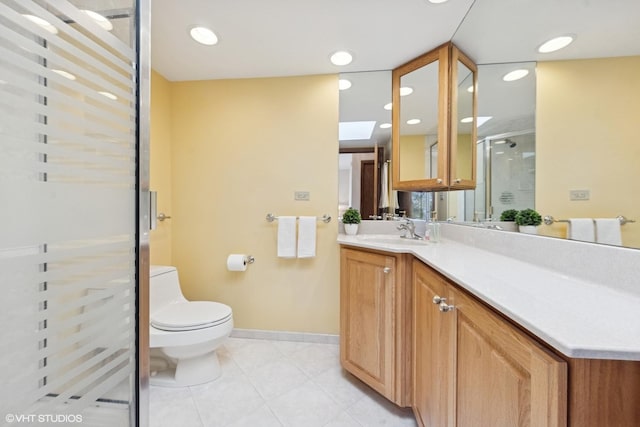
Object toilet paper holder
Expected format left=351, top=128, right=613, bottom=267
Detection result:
left=227, top=254, right=256, bottom=272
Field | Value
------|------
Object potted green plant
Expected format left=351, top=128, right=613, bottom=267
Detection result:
left=342, top=207, right=362, bottom=235
left=515, top=208, right=542, bottom=234
left=500, top=209, right=519, bottom=222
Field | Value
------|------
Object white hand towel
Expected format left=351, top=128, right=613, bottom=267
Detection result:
left=277, top=216, right=297, bottom=258
left=297, top=216, right=316, bottom=258
left=594, top=218, right=622, bottom=246
left=567, top=218, right=595, bottom=242
left=379, top=162, right=389, bottom=209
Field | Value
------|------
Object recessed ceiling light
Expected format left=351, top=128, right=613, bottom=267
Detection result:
left=190, top=26, right=218, bottom=46
left=380, top=123, right=392, bottom=129
left=82, top=10, right=113, bottom=31
left=330, top=51, right=353, bottom=66
left=407, top=119, right=421, bottom=125
left=427, top=0, right=449, bottom=3
left=338, top=79, right=352, bottom=90
left=51, top=69, right=76, bottom=80
left=383, top=103, right=392, bottom=111
left=503, top=69, right=529, bottom=82
left=98, top=91, right=118, bottom=100
left=538, top=35, right=574, bottom=53
left=400, top=86, right=413, bottom=96
left=23, top=14, right=58, bottom=34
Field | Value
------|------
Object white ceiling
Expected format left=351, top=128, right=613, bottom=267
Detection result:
left=151, top=0, right=476, bottom=81
left=150, top=0, right=640, bottom=147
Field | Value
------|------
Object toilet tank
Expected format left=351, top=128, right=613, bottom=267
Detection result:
left=150, top=266, right=187, bottom=315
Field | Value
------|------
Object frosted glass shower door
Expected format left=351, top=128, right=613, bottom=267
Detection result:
left=0, top=1, right=146, bottom=425
left=489, top=132, right=536, bottom=219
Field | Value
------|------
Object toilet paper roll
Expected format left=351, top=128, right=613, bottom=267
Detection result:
left=227, top=254, right=248, bottom=272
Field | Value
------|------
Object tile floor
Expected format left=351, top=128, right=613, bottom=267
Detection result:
left=150, top=337, right=417, bottom=427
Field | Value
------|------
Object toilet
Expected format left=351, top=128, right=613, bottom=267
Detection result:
left=149, top=265, right=233, bottom=387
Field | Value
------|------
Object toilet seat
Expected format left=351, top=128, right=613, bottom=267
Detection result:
left=151, top=301, right=232, bottom=331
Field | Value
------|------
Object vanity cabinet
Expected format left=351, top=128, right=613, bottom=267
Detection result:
left=413, top=260, right=567, bottom=427
left=338, top=241, right=640, bottom=425
left=339, top=246, right=412, bottom=407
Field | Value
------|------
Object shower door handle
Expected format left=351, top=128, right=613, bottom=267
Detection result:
left=149, top=191, right=157, bottom=230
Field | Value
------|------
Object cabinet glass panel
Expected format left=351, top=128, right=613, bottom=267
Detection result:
left=399, top=60, right=440, bottom=181
left=455, top=60, right=475, bottom=181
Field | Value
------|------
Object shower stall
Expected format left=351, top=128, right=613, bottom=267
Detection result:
left=398, top=130, right=536, bottom=223
left=0, top=1, right=149, bottom=425
left=461, top=130, right=536, bottom=222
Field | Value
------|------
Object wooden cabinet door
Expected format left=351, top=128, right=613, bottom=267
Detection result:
left=413, top=261, right=455, bottom=427
left=340, top=248, right=395, bottom=399
left=454, top=288, right=567, bottom=427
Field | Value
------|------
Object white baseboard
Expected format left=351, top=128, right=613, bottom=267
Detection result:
left=231, top=328, right=339, bottom=345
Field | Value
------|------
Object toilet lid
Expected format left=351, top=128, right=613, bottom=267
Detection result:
left=151, top=301, right=232, bottom=331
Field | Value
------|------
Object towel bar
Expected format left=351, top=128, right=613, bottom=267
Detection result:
left=543, top=215, right=635, bottom=226
left=266, top=213, right=332, bottom=223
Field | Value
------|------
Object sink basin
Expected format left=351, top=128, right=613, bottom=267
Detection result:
left=358, top=234, right=428, bottom=246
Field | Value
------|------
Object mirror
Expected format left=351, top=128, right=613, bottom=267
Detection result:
left=450, top=49, right=477, bottom=188
left=338, top=0, right=639, bottom=249
left=449, top=0, right=640, bottom=249
left=459, top=61, right=537, bottom=223
left=453, top=61, right=474, bottom=183
left=397, top=49, right=442, bottom=184
left=392, top=43, right=477, bottom=192
left=338, top=71, right=392, bottom=219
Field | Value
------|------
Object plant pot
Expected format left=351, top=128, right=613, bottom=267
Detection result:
left=519, top=225, right=538, bottom=234
left=344, top=223, right=359, bottom=235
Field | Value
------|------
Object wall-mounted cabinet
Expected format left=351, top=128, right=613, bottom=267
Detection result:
left=392, top=42, right=477, bottom=192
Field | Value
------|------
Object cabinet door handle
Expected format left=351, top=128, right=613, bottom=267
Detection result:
left=439, top=302, right=455, bottom=312
left=436, top=178, right=443, bottom=184
left=433, top=295, right=446, bottom=304
left=454, top=178, right=461, bottom=184
left=383, top=267, right=391, bottom=274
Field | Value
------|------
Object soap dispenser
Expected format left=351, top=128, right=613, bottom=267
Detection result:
left=429, top=211, right=440, bottom=243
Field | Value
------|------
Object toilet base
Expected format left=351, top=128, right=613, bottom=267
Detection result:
left=150, top=350, right=222, bottom=387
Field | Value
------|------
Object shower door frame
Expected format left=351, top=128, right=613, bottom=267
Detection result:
left=137, top=0, right=151, bottom=425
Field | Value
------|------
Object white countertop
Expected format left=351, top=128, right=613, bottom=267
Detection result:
left=338, top=230, right=640, bottom=361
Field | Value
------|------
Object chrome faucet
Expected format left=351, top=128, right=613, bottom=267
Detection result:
left=397, top=219, right=421, bottom=239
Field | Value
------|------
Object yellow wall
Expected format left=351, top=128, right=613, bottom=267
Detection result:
left=399, top=134, right=427, bottom=180
left=163, top=74, right=340, bottom=334
left=150, top=70, right=173, bottom=265
left=536, top=56, right=640, bottom=248
left=455, top=133, right=473, bottom=180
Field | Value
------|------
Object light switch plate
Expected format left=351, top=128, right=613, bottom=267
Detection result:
left=294, top=191, right=310, bottom=201
left=570, top=189, right=590, bottom=201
